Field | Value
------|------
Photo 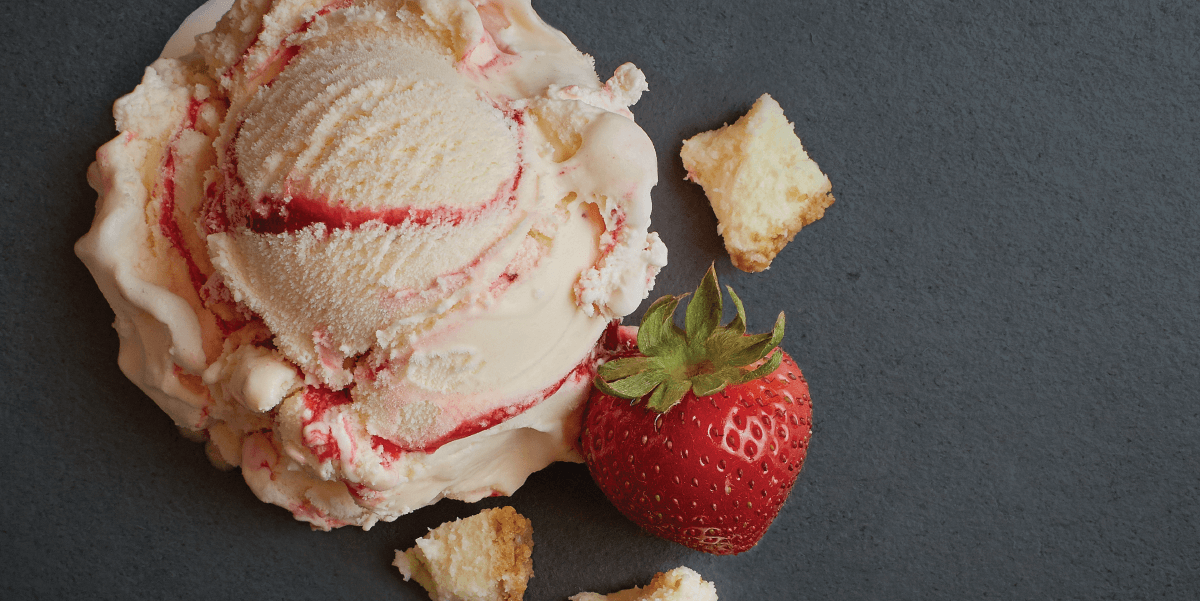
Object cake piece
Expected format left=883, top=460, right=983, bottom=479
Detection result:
left=681, top=93, right=834, bottom=272
left=394, top=506, right=534, bottom=601
left=570, top=566, right=718, bottom=601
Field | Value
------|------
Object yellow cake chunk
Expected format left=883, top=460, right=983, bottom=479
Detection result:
left=569, top=566, right=718, bottom=601
left=393, top=507, right=534, bottom=601
left=681, top=94, right=834, bottom=272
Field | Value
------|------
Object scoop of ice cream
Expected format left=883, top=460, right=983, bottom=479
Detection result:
left=206, top=20, right=530, bottom=389
left=77, top=0, right=666, bottom=529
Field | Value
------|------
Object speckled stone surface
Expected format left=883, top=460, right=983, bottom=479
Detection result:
left=2, top=0, right=1198, bottom=599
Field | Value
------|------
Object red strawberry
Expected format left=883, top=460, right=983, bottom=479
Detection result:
left=581, top=265, right=812, bottom=555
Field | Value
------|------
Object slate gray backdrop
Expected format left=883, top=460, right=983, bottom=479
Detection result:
left=2, top=0, right=1197, bottom=599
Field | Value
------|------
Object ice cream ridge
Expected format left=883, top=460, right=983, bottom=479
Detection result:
left=76, top=0, right=667, bottom=530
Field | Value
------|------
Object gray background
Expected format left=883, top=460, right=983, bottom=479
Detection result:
left=3, top=0, right=1198, bottom=599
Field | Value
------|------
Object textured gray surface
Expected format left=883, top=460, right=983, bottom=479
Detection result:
left=3, top=0, right=1199, bottom=599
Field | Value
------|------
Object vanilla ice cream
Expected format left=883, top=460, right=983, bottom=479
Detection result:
left=77, top=0, right=666, bottom=529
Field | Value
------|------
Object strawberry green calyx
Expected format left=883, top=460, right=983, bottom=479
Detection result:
left=594, top=264, right=785, bottom=413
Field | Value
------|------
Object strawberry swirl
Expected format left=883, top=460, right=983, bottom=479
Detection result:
left=77, top=0, right=666, bottom=530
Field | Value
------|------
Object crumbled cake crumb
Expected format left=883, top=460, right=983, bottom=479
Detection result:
left=681, top=93, right=834, bottom=272
left=569, top=566, right=718, bottom=601
left=394, top=506, right=534, bottom=601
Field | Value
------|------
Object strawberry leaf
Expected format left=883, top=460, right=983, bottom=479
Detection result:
left=724, top=312, right=786, bottom=366
left=703, top=322, right=757, bottom=365
left=646, top=377, right=692, bottom=413
left=723, top=331, right=775, bottom=366
left=598, top=356, right=659, bottom=381
left=734, top=350, right=784, bottom=385
left=766, top=311, right=786, bottom=351
left=592, top=376, right=626, bottom=398
left=685, top=265, right=722, bottom=353
left=601, top=368, right=667, bottom=399
left=638, top=295, right=684, bottom=356
left=726, top=286, right=747, bottom=337
left=690, top=369, right=734, bottom=396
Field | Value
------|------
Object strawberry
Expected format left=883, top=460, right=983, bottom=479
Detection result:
left=581, top=265, right=812, bottom=555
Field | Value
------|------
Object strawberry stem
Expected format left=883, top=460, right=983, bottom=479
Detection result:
left=594, top=264, right=786, bottom=414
